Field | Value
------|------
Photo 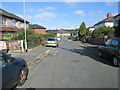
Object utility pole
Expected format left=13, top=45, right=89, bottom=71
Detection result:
left=23, top=0, right=28, bottom=52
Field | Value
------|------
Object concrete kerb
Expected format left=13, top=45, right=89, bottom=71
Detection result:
left=80, top=41, right=98, bottom=47
left=28, top=45, right=43, bottom=52
left=27, top=47, right=53, bottom=70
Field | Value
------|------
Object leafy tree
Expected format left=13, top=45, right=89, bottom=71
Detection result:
left=78, top=22, right=87, bottom=40
left=86, top=28, right=89, bottom=35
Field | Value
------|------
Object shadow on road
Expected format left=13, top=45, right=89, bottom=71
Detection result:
left=59, top=45, right=115, bottom=67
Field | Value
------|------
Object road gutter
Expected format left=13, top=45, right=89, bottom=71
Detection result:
left=27, top=47, right=53, bottom=70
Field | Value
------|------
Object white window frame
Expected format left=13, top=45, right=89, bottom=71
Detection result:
left=12, top=19, right=16, bottom=26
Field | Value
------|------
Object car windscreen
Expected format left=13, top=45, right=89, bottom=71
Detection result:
left=48, top=38, right=55, bottom=41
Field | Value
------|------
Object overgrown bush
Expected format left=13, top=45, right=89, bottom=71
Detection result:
left=93, top=26, right=115, bottom=38
left=68, top=36, right=74, bottom=39
left=11, top=28, right=55, bottom=48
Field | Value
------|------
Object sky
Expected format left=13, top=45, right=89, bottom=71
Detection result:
left=2, top=2, right=119, bottom=30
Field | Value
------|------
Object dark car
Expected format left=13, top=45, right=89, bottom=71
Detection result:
left=72, top=37, right=77, bottom=41
left=98, top=37, right=120, bottom=67
left=0, top=51, right=28, bottom=89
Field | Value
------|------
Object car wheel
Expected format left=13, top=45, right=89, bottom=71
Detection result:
left=98, top=51, right=103, bottom=57
left=113, top=57, right=118, bottom=67
left=17, top=67, right=27, bottom=86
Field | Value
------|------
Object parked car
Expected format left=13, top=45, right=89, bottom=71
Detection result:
left=0, top=51, right=28, bottom=89
left=72, top=37, right=77, bottom=41
left=98, top=37, right=120, bottom=66
left=46, top=38, right=59, bottom=47
left=57, top=38, right=61, bottom=41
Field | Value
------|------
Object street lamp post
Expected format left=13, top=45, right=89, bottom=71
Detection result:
left=23, top=0, right=28, bottom=52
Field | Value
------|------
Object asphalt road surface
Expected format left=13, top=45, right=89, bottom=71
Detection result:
left=18, top=40, right=118, bottom=88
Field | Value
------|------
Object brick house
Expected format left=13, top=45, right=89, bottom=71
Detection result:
left=94, top=13, right=114, bottom=29
left=0, top=9, right=29, bottom=39
left=31, top=24, right=46, bottom=35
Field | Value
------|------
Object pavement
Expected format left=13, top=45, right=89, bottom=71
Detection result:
left=11, top=41, right=63, bottom=70
left=11, top=46, right=52, bottom=64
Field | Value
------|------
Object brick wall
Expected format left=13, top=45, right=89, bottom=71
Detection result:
left=5, top=40, right=22, bottom=53
left=33, top=29, right=46, bottom=34
left=0, top=40, right=23, bottom=53
left=87, top=37, right=104, bottom=45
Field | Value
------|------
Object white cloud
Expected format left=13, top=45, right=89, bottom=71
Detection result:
left=16, top=14, right=32, bottom=19
left=38, top=8, right=45, bottom=12
left=64, top=0, right=86, bottom=2
left=35, top=7, right=56, bottom=12
left=89, top=10, right=105, bottom=17
left=75, top=10, right=85, bottom=17
left=46, top=22, right=78, bottom=30
left=105, top=2, right=115, bottom=6
left=27, top=8, right=35, bottom=13
left=65, top=2, right=80, bottom=7
left=35, top=12, right=56, bottom=19
left=26, top=16, right=32, bottom=19
left=55, top=22, right=78, bottom=29
left=44, top=7, right=56, bottom=10
left=64, top=13, right=69, bottom=16
left=63, top=0, right=119, bottom=2
left=3, top=0, right=120, bottom=2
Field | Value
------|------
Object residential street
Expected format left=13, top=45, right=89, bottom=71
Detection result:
left=18, top=40, right=118, bottom=88
left=1, top=2, right=119, bottom=89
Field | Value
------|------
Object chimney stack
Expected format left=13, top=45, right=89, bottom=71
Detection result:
left=107, top=13, right=112, bottom=18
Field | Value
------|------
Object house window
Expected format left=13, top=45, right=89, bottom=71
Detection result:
left=20, top=22, right=23, bottom=28
left=12, top=19, right=16, bottom=26
left=2, top=33, right=12, bottom=40
left=2, top=19, right=7, bottom=25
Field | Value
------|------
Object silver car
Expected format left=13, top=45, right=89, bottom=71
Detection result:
left=46, top=38, right=59, bottom=47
